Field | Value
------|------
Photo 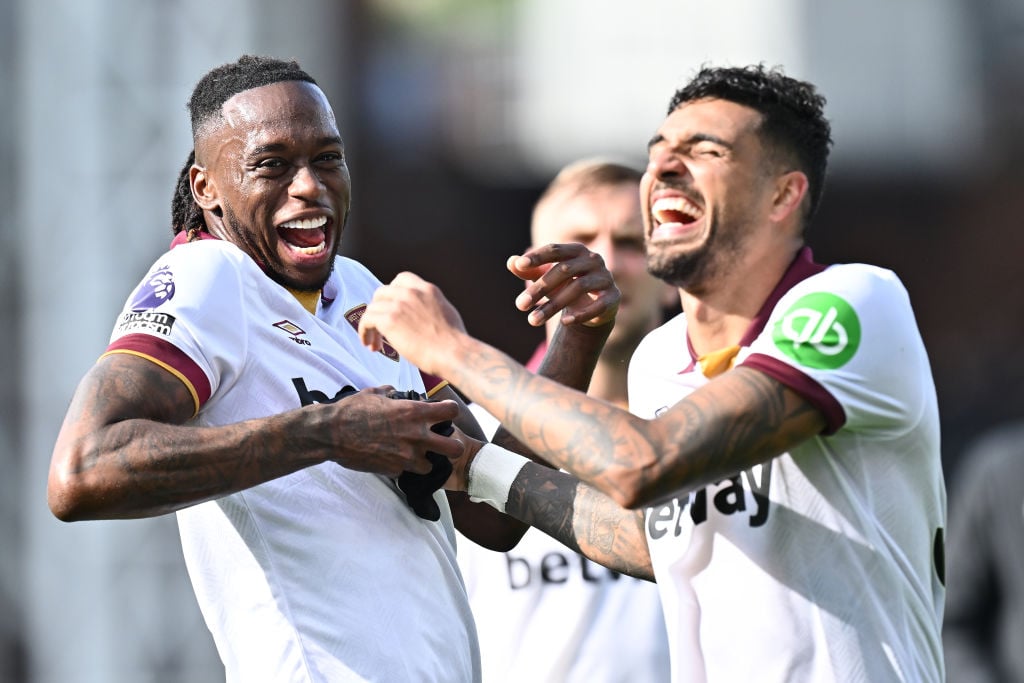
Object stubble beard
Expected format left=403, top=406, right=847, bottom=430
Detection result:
left=222, top=205, right=334, bottom=292
left=645, top=219, right=747, bottom=293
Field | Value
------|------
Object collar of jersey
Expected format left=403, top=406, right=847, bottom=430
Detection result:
left=683, top=246, right=827, bottom=377
left=170, top=229, right=330, bottom=315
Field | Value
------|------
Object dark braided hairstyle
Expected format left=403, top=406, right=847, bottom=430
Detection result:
left=171, top=55, right=319, bottom=239
left=171, top=150, right=205, bottom=238
left=668, top=64, right=833, bottom=221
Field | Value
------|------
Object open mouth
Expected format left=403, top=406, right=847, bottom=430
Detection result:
left=651, top=196, right=703, bottom=228
left=278, top=216, right=328, bottom=255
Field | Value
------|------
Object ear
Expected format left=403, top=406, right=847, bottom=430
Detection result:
left=768, top=170, right=809, bottom=225
left=190, top=164, right=220, bottom=213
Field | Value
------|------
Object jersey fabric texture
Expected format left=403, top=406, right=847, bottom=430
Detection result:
left=105, top=239, right=478, bottom=683
left=628, top=248, right=946, bottom=683
left=459, top=401, right=671, bottom=683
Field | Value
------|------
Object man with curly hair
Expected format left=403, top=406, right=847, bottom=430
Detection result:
left=359, top=65, right=947, bottom=681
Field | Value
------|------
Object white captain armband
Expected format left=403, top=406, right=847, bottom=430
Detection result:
left=467, top=443, right=530, bottom=513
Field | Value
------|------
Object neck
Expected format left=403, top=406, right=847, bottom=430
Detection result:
left=681, top=239, right=802, bottom=355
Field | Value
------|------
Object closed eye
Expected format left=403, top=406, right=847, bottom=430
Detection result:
left=315, top=151, right=345, bottom=165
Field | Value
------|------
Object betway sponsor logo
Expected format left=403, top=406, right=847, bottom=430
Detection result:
left=292, top=378, right=356, bottom=406
left=647, top=464, right=772, bottom=538
left=506, top=550, right=628, bottom=589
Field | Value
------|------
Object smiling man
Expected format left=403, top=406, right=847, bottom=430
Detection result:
left=46, top=55, right=621, bottom=682
left=359, top=65, right=947, bottom=682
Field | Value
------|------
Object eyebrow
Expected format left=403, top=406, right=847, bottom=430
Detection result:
left=249, top=135, right=344, bottom=156
left=647, top=132, right=732, bottom=150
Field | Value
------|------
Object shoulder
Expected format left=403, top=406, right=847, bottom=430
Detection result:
left=150, top=240, right=255, bottom=289
left=767, top=262, right=920, bottom=351
left=632, top=310, right=687, bottom=361
left=782, top=262, right=909, bottom=308
left=123, top=241, right=260, bottom=323
left=637, top=310, right=688, bottom=349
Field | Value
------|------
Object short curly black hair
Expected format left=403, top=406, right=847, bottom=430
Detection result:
left=172, top=56, right=318, bottom=236
left=669, top=64, right=833, bottom=220
left=187, top=54, right=317, bottom=136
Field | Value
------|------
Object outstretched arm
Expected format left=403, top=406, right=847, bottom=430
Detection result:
left=49, top=352, right=465, bottom=521
left=359, top=251, right=825, bottom=509
left=507, top=462, right=653, bottom=580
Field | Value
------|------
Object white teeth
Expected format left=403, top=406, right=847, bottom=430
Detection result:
left=279, top=216, right=328, bottom=230
left=652, top=196, right=702, bottom=223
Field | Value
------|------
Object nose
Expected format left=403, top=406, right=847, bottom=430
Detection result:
left=646, top=147, right=687, bottom=180
left=289, top=164, right=324, bottom=199
left=590, top=235, right=617, bottom=272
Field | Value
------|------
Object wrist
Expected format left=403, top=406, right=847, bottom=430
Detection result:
left=466, top=443, right=530, bottom=513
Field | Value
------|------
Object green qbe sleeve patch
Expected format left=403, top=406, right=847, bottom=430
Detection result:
left=772, top=292, right=861, bottom=370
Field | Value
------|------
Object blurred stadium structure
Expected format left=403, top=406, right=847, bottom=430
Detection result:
left=1, top=0, right=1021, bottom=680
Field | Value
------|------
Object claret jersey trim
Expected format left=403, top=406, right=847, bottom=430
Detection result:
left=102, top=334, right=210, bottom=416
left=682, top=247, right=826, bottom=375
left=742, top=353, right=845, bottom=433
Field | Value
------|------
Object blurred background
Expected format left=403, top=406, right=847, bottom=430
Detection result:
left=1, top=0, right=1021, bottom=680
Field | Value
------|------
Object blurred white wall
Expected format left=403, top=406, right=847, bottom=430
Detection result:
left=443, top=0, right=982, bottom=180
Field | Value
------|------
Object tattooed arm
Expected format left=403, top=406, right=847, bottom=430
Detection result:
left=48, top=353, right=465, bottom=521
left=447, top=247, right=617, bottom=549
left=507, top=462, right=654, bottom=580
left=359, top=273, right=826, bottom=509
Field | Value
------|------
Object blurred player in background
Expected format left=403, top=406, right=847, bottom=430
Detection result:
left=460, top=159, right=672, bottom=682
left=943, top=420, right=1024, bottom=682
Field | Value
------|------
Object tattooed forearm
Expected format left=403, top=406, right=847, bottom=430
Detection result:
left=646, top=366, right=825, bottom=502
left=444, top=336, right=825, bottom=510
left=475, top=321, right=612, bottom=467
left=52, top=352, right=440, bottom=521
left=507, top=462, right=654, bottom=580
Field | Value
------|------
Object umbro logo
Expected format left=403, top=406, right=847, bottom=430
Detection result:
left=273, top=319, right=312, bottom=346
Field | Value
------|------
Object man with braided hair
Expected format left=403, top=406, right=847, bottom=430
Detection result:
left=171, top=150, right=204, bottom=238
left=359, top=65, right=947, bottom=681
left=48, top=55, right=620, bottom=682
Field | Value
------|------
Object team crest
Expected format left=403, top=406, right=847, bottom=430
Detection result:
left=345, top=304, right=400, bottom=362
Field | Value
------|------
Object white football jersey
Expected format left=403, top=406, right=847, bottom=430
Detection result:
left=459, top=405, right=671, bottom=683
left=106, top=239, right=478, bottom=683
left=629, top=248, right=945, bottom=683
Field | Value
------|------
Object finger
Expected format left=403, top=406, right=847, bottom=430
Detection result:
left=562, top=294, right=619, bottom=327
left=507, top=254, right=551, bottom=282
left=358, top=318, right=383, bottom=352
left=515, top=242, right=587, bottom=269
left=404, top=453, right=434, bottom=475
left=425, top=433, right=465, bottom=460
left=515, top=248, right=602, bottom=311
left=422, top=399, right=460, bottom=423
left=531, top=273, right=620, bottom=326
